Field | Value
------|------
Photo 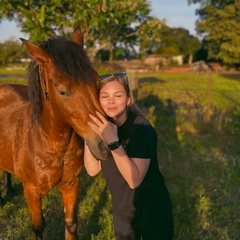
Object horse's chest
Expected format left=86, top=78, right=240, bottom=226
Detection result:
left=19, top=142, right=81, bottom=180
left=42, top=144, right=82, bottom=170
left=27, top=147, right=82, bottom=190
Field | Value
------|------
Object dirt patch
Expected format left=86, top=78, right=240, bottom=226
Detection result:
left=161, top=67, right=192, bottom=73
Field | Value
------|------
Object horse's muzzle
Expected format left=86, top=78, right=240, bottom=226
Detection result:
left=86, top=138, right=110, bottom=161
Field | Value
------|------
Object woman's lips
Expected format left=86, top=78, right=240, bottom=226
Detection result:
left=107, top=107, right=117, bottom=111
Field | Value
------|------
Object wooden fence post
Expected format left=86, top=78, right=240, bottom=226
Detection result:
left=206, top=70, right=212, bottom=122
left=128, top=71, right=139, bottom=101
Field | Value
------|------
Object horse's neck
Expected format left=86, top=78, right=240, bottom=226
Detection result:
left=40, top=105, right=72, bottom=141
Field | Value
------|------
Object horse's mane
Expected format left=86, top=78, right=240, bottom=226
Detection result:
left=28, top=37, right=97, bottom=125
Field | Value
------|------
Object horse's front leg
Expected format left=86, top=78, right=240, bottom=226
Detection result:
left=0, top=191, right=3, bottom=210
left=0, top=170, right=12, bottom=210
left=23, top=183, right=45, bottom=240
left=3, top=172, right=13, bottom=196
left=58, top=178, right=80, bottom=240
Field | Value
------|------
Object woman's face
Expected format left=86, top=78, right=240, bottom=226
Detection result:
left=99, top=81, right=130, bottom=124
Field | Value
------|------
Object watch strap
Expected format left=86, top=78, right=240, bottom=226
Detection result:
left=108, top=140, right=121, bottom=150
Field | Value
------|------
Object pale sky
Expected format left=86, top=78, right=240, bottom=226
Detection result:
left=151, top=0, right=199, bottom=35
left=0, top=0, right=199, bottom=42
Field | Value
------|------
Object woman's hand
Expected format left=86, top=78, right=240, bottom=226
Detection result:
left=88, top=112, right=150, bottom=189
left=87, top=111, right=118, bottom=144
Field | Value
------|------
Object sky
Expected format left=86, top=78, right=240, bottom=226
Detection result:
left=0, top=0, right=199, bottom=42
left=151, top=0, right=199, bottom=35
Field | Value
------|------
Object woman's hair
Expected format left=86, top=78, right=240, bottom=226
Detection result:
left=99, top=75, right=142, bottom=115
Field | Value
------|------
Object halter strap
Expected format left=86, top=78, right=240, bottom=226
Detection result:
left=39, top=65, right=50, bottom=103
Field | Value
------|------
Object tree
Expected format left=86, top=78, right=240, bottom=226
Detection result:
left=176, top=28, right=200, bottom=64
left=156, top=27, right=200, bottom=64
left=0, top=0, right=70, bottom=40
left=137, top=16, right=165, bottom=59
left=0, top=0, right=164, bottom=61
left=188, top=0, right=240, bottom=65
left=0, top=39, right=25, bottom=66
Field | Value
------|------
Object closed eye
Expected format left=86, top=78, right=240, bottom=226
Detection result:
left=58, top=90, right=71, bottom=97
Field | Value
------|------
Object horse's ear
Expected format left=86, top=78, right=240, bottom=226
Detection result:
left=71, top=28, right=84, bottom=47
left=20, top=38, right=51, bottom=65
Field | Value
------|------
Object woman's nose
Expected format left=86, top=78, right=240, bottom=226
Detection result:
left=108, top=96, right=115, bottom=104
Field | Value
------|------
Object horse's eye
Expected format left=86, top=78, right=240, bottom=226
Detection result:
left=58, top=91, right=71, bottom=97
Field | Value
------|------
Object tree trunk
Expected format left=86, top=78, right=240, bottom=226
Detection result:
left=109, top=48, right=113, bottom=62
left=188, top=53, right=193, bottom=65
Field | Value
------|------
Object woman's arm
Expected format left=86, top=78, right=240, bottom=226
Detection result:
left=87, top=112, right=150, bottom=189
left=84, top=141, right=101, bottom=176
left=111, top=146, right=150, bottom=189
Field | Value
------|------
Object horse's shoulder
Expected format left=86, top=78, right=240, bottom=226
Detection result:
left=0, top=84, right=29, bottom=103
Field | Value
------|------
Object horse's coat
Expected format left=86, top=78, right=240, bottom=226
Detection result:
left=0, top=28, right=109, bottom=240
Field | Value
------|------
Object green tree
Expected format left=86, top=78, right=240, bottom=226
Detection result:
left=156, top=27, right=200, bottom=64
left=0, top=39, right=24, bottom=66
left=188, top=0, right=240, bottom=65
left=0, top=0, right=164, bottom=61
left=0, top=0, right=69, bottom=40
left=176, top=28, right=200, bottom=64
left=137, top=16, right=165, bottom=59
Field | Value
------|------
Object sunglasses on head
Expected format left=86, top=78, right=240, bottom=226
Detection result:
left=99, top=72, right=129, bottom=85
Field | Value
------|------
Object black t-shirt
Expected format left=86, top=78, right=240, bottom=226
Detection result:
left=101, top=113, right=173, bottom=230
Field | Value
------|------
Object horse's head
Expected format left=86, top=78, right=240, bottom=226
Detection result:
left=20, top=28, right=110, bottom=161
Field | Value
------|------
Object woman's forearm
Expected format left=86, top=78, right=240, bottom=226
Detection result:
left=111, top=146, right=150, bottom=189
left=84, top=142, right=101, bottom=176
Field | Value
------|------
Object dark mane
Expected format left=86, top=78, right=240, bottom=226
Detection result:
left=28, top=37, right=97, bottom=125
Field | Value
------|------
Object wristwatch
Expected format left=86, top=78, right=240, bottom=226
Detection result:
left=108, top=140, right=121, bottom=150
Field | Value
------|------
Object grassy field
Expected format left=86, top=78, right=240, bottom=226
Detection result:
left=0, top=69, right=240, bottom=239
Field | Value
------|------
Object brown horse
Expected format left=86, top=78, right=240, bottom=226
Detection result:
left=0, top=28, right=109, bottom=239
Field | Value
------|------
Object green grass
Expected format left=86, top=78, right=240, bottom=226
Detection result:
left=0, top=71, right=240, bottom=239
left=0, top=65, right=27, bottom=85
left=136, top=72, right=240, bottom=239
left=0, top=65, right=28, bottom=75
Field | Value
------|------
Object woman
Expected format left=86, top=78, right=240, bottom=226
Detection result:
left=84, top=72, right=174, bottom=240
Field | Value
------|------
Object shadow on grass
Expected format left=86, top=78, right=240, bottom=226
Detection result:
left=1, top=76, right=240, bottom=239
left=220, top=73, right=240, bottom=81
left=137, top=83, right=240, bottom=239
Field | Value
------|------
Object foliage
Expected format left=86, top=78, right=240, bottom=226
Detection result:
left=0, top=0, right=164, bottom=61
left=168, top=59, right=179, bottom=67
left=1, top=72, right=240, bottom=239
left=0, top=39, right=25, bottom=66
left=188, top=0, right=240, bottom=65
left=155, top=27, right=200, bottom=64
left=137, top=16, right=165, bottom=59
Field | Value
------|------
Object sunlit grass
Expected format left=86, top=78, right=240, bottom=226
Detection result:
left=0, top=71, right=240, bottom=239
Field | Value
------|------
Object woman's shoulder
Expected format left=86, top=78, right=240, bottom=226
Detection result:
left=132, top=113, right=152, bottom=127
left=129, top=113, right=156, bottom=136
left=119, top=113, right=156, bottom=137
